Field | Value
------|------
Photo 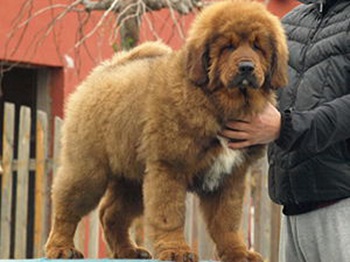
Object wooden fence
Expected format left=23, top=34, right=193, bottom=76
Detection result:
left=0, top=102, right=281, bottom=261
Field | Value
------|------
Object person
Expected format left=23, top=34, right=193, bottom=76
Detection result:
left=220, top=0, right=350, bottom=261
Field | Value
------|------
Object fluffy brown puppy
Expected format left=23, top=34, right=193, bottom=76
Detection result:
left=45, top=0, right=288, bottom=261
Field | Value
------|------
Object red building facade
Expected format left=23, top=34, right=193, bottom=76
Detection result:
left=0, top=0, right=299, bottom=258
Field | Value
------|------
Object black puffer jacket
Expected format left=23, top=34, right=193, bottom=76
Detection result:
left=268, top=0, right=350, bottom=209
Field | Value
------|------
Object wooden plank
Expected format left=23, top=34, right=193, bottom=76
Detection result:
left=14, top=106, right=31, bottom=258
left=53, top=117, right=63, bottom=177
left=261, top=157, right=271, bottom=261
left=0, top=259, right=181, bottom=262
left=6, top=158, right=37, bottom=172
left=189, top=197, right=199, bottom=254
left=197, top=204, right=215, bottom=260
left=270, top=203, right=281, bottom=262
left=47, top=116, right=64, bottom=238
left=252, top=157, right=271, bottom=260
left=88, top=210, right=100, bottom=258
left=75, top=217, right=87, bottom=255
left=34, top=111, right=49, bottom=258
left=184, top=194, right=194, bottom=246
left=242, top=169, right=252, bottom=246
left=0, top=102, right=15, bottom=258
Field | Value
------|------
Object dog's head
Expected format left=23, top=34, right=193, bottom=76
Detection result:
left=185, top=0, right=288, bottom=117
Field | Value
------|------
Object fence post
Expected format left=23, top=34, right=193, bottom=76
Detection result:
left=242, top=170, right=252, bottom=247
left=0, top=102, right=15, bottom=258
left=53, top=117, right=63, bottom=177
left=88, top=210, right=100, bottom=258
left=196, top=198, right=215, bottom=260
left=270, top=203, right=281, bottom=262
left=14, top=106, right=31, bottom=258
left=252, top=156, right=271, bottom=260
left=185, top=194, right=194, bottom=248
left=34, top=111, right=49, bottom=257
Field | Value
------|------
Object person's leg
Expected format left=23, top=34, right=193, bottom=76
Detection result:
left=296, top=198, right=350, bottom=262
left=279, top=215, right=307, bottom=262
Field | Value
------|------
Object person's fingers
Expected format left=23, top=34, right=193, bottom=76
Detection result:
left=219, top=129, right=248, bottom=140
left=225, top=121, right=251, bottom=131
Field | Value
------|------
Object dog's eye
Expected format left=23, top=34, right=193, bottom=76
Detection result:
left=223, top=44, right=236, bottom=52
left=252, top=42, right=262, bottom=51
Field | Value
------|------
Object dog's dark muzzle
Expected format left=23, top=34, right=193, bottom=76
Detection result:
left=228, top=61, right=259, bottom=90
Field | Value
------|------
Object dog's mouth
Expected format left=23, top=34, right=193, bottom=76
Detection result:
left=228, top=74, right=259, bottom=100
left=226, top=74, right=260, bottom=105
left=227, top=74, right=259, bottom=90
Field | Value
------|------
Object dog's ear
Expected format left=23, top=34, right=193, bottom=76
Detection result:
left=186, top=43, right=210, bottom=87
left=269, top=34, right=289, bottom=89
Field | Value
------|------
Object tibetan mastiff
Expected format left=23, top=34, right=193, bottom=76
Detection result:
left=45, top=0, right=288, bottom=261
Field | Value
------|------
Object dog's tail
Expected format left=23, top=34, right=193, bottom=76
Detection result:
left=108, top=41, right=172, bottom=67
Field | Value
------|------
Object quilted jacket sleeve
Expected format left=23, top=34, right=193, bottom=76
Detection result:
left=276, top=93, right=350, bottom=153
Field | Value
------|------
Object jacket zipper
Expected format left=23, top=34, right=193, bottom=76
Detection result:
left=319, top=0, right=324, bottom=13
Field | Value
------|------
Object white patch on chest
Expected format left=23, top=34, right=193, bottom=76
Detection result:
left=201, top=137, right=245, bottom=192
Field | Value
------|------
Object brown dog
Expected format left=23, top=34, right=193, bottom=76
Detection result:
left=45, top=0, right=288, bottom=261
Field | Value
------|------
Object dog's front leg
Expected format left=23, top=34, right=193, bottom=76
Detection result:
left=143, top=163, right=198, bottom=262
left=198, top=168, right=263, bottom=262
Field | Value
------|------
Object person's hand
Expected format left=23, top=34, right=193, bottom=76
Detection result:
left=220, top=102, right=282, bottom=149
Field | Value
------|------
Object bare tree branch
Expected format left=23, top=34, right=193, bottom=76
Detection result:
left=82, top=0, right=203, bottom=14
left=74, top=0, right=120, bottom=48
left=82, top=0, right=119, bottom=11
left=2, top=0, right=205, bottom=78
left=17, top=4, right=84, bottom=29
left=76, top=0, right=203, bottom=50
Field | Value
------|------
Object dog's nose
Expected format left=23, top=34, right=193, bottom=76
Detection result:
left=238, top=61, right=255, bottom=74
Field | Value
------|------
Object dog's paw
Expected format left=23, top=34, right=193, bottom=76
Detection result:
left=45, top=246, right=84, bottom=259
left=243, top=251, right=264, bottom=262
left=114, top=247, right=152, bottom=259
left=246, top=250, right=264, bottom=262
left=157, top=250, right=198, bottom=262
left=221, top=249, right=263, bottom=262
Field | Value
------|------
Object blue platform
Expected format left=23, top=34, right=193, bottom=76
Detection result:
left=0, top=258, right=217, bottom=262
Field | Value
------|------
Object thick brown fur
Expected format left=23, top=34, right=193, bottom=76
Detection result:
left=45, top=1, right=288, bottom=261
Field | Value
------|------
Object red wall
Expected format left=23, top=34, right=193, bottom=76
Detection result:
left=0, top=0, right=299, bottom=258
left=1, top=0, right=117, bottom=117
left=267, top=0, right=300, bottom=17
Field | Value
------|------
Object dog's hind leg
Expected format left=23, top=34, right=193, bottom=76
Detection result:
left=45, top=163, right=109, bottom=258
left=99, top=178, right=152, bottom=259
